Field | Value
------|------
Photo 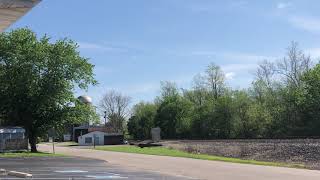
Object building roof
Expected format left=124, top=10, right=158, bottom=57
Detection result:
left=0, top=126, right=25, bottom=133
left=0, top=0, right=41, bottom=32
left=79, top=131, right=108, bottom=137
left=78, top=131, right=123, bottom=137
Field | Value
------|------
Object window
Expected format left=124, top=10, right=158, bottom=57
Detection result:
left=85, top=137, right=92, bottom=144
left=94, top=137, right=99, bottom=144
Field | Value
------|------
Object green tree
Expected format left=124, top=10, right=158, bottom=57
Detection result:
left=127, top=42, right=318, bottom=140
left=154, top=96, right=192, bottom=139
left=298, top=64, right=320, bottom=136
left=212, top=95, right=234, bottom=138
left=253, top=42, right=311, bottom=138
left=127, top=115, right=140, bottom=139
left=127, top=102, right=157, bottom=140
left=154, top=82, right=193, bottom=138
left=0, top=28, right=97, bottom=152
left=233, top=90, right=266, bottom=138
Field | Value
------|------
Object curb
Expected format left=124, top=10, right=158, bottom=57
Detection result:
left=0, top=169, right=6, bottom=175
left=8, top=171, right=32, bottom=178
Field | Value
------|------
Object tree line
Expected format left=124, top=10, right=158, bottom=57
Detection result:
left=128, top=42, right=320, bottom=140
left=2, top=28, right=319, bottom=153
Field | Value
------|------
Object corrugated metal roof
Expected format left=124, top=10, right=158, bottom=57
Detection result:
left=0, top=0, right=41, bottom=32
left=0, top=127, right=25, bottom=133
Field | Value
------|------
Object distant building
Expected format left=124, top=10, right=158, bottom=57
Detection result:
left=70, top=95, right=93, bottom=142
left=78, top=131, right=123, bottom=146
left=73, top=123, right=123, bottom=142
left=73, top=124, right=89, bottom=142
left=72, top=95, right=124, bottom=145
left=0, top=127, right=28, bottom=152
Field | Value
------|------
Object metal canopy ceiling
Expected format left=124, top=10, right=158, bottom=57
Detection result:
left=0, top=0, right=40, bottom=32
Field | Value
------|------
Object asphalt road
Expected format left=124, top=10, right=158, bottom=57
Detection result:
left=39, top=144, right=320, bottom=180
left=0, top=156, right=197, bottom=180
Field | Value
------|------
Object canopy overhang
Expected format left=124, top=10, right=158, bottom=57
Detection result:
left=0, top=0, right=40, bottom=32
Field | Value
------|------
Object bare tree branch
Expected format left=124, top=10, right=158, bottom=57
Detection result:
left=99, top=90, right=131, bottom=132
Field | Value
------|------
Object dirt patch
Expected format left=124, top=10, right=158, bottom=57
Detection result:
left=161, top=139, right=320, bottom=169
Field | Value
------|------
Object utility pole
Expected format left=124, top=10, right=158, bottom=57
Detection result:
left=104, top=111, right=107, bottom=126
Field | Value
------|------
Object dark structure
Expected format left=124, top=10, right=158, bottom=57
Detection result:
left=72, top=95, right=124, bottom=145
left=75, top=125, right=124, bottom=144
left=104, top=134, right=124, bottom=145
left=71, top=95, right=92, bottom=142
left=73, top=125, right=89, bottom=142
left=0, top=127, right=28, bottom=152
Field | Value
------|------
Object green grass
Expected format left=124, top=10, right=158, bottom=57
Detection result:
left=54, top=142, right=79, bottom=146
left=96, top=145, right=305, bottom=169
left=0, top=152, right=64, bottom=158
left=39, top=142, right=79, bottom=147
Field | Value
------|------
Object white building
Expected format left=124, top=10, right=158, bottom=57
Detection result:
left=78, top=131, right=106, bottom=146
left=78, top=131, right=124, bottom=146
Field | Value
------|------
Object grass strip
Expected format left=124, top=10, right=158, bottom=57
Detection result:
left=0, top=152, right=64, bottom=158
left=96, top=145, right=305, bottom=169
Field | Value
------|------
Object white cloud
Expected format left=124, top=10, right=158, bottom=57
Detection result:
left=305, top=48, right=320, bottom=60
left=220, top=52, right=273, bottom=62
left=288, top=16, right=320, bottom=33
left=94, top=66, right=114, bottom=75
left=102, top=83, right=159, bottom=97
left=75, top=82, right=160, bottom=106
left=77, top=42, right=127, bottom=53
left=124, top=83, right=159, bottom=95
left=190, top=51, right=276, bottom=82
left=191, top=51, right=274, bottom=62
left=78, top=42, right=112, bottom=50
left=277, top=2, right=292, bottom=9
left=225, top=72, right=235, bottom=80
left=222, top=63, right=258, bottom=73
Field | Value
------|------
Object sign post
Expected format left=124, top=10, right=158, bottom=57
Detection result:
left=52, top=128, right=55, bottom=154
left=93, top=134, right=96, bottom=149
left=48, top=128, right=55, bottom=154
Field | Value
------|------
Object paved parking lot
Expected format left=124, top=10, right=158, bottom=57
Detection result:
left=0, top=156, right=197, bottom=180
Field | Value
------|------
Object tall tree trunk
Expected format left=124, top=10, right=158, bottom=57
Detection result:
left=29, top=131, right=37, bottom=152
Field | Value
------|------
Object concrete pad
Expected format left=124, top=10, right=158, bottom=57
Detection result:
left=0, top=156, right=190, bottom=179
left=8, top=170, right=32, bottom=178
left=0, top=168, right=6, bottom=175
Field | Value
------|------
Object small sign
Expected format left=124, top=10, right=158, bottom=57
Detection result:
left=63, top=134, right=71, bottom=141
left=48, top=128, right=56, bottom=137
left=151, top=127, right=161, bottom=142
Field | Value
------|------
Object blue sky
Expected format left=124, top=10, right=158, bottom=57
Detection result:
left=9, top=0, right=320, bottom=105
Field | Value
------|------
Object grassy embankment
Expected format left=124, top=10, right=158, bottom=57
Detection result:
left=96, top=145, right=305, bottom=169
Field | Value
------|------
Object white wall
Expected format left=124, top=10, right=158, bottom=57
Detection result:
left=78, top=131, right=106, bottom=146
